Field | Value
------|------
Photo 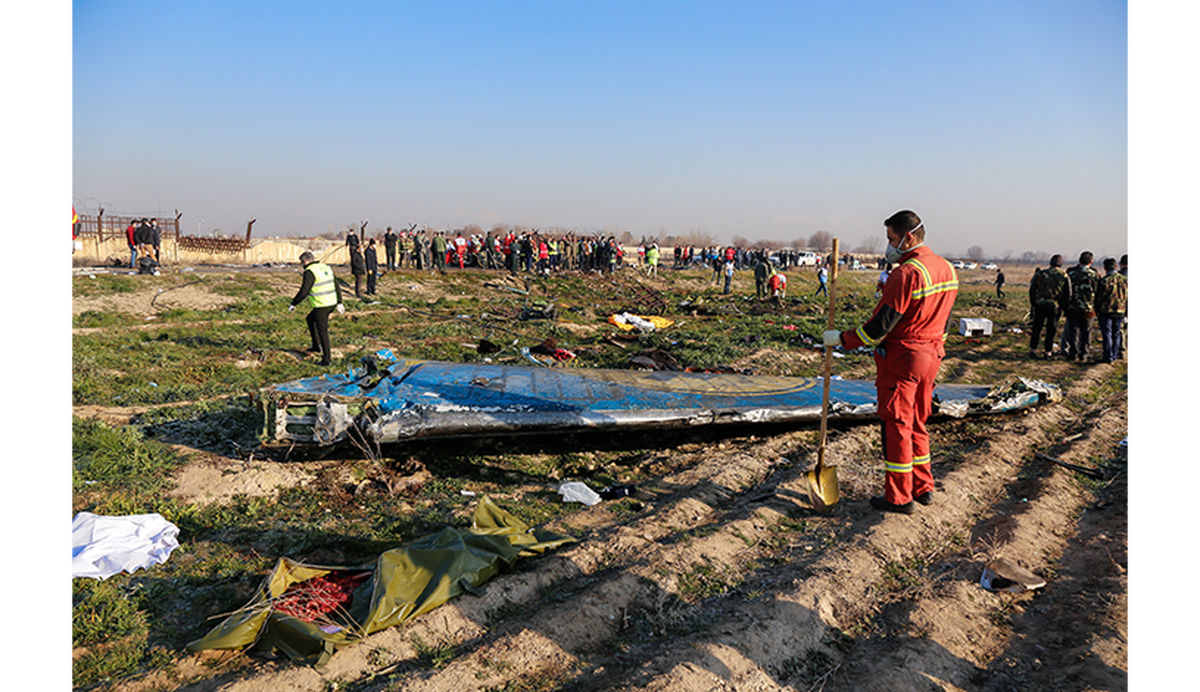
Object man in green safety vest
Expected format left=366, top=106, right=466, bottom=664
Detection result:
left=289, top=251, right=345, bottom=366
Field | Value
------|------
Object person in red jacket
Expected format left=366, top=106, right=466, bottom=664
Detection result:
left=768, top=269, right=787, bottom=306
left=824, top=210, right=958, bottom=514
left=125, top=221, right=137, bottom=268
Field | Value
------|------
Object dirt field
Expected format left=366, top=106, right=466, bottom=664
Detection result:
left=71, top=260, right=1127, bottom=691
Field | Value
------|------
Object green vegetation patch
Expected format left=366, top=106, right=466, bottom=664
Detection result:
left=73, top=417, right=184, bottom=500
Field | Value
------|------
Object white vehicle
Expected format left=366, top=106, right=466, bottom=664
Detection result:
left=796, top=251, right=818, bottom=266
left=982, top=262, right=998, bottom=270
left=951, top=260, right=967, bottom=269
left=966, top=262, right=978, bottom=269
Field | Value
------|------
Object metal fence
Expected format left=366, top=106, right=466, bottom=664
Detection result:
left=76, top=213, right=253, bottom=253
left=76, top=214, right=180, bottom=243
left=176, top=236, right=250, bottom=253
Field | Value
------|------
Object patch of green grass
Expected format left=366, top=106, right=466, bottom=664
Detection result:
left=73, top=579, right=149, bottom=646
left=607, top=497, right=645, bottom=519
left=489, top=493, right=569, bottom=527
left=881, top=555, right=928, bottom=595
left=677, top=559, right=743, bottom=603
left=73, top=274, right=139, bottom=296
left=73, top=417, right=184, bottom=500
left=409, top=633, right=459, bottom=669
left=74, top=310, right=144, bottom=329
left=137, top=396, right=260, bottom=455
left=73, top=637, right=150, bottom=688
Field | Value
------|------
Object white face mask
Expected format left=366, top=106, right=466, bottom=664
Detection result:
left=884, top=224, right=924, bottom=263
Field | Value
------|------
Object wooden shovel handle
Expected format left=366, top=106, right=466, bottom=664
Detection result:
left=817, top=239, right=839, bottom=469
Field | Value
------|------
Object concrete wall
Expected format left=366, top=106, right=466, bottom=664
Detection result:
left=72, top=237, right=359, bottom=267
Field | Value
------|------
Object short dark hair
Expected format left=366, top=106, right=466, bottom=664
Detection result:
left=1103, top=257, right=1116, bottom=270
left=1050, top=254, right=1063, bottom=267
left=884, top=210, right=924, bottom=242
left=1079, top=251, right=1093, bottom=265
left=299, top=251, right=314, bottom=263
left=1120, top=254, right=1127, bottom=266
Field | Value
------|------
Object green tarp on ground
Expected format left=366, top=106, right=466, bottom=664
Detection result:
left=187, top=496, right=576, bottom=667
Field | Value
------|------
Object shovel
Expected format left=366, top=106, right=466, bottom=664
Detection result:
left=807, top=238, right=841, bottom=513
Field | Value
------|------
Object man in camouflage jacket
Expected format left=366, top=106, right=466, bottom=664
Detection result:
left=1062, top=251, right=1099, bottom=362
left=1094, top=257, right=1127, bottom=363
left=1027, top=255, right=1071, bottom=358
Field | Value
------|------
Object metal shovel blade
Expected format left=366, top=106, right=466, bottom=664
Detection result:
left=806, top=463, right=840, bottom=513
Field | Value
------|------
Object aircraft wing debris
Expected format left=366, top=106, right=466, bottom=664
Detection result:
left=258, top=354, right=1058, bottom=448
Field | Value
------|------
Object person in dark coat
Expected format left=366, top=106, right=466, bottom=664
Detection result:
left=133, top=219, right=154, bottom=262
left=383, top=227, right=397, bottom=271
left=350, top=243, right=366, bottom=297
left=364, top=238, right=379, bottom=295
left=151, top=220, right=162, bottom=264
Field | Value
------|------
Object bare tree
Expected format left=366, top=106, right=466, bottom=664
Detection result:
left=677, top=229, right=715, bottom=246
left=808, top=230, right=832, bottom=251
left=731, top=235, right=749, bottom=247
left=789, top=238, right=807, bottom=250
left=852, top=236, right=883, bottom=254
left=966, top=245, right=985, bottom=261
left=756, top=239, right=784, bottom=251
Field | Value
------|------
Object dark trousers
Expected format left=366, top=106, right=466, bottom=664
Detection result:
left=353, top=274, right=363, bottom=297
left=366, top=271, right=377, bottom=294
left=1099, top=314, right=1124, bottom=362
left=386, top=246, right=396, bottom=270
left=815, top=282, right=827, bottom=297
left=1029, top=302, right=1059, bottom=354
left=723, top=274, right=732, bottom=294
left=306, top=306, right=335, bottom=364
left=1062, top=310, right=1094, bottom=360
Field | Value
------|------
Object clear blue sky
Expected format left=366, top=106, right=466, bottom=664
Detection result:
left=72, top=0, right=1127, bottom=258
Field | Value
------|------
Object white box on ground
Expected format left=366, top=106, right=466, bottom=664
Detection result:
left=959, top=318, right=993, bottom=337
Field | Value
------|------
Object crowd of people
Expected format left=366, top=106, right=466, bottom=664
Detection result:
left=1027, top=251, right=1127, bottom=364
left=124, top=218, right=162, bottom=275
left=317, top=224, right=1132, bottom=367
left=343, top=227, right=633, bottom=281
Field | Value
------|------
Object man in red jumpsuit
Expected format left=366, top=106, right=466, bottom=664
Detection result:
left=824, top=210, right=958, bottom=514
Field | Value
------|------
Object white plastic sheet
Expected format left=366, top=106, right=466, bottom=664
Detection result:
left=72, top=512, right=181, bottom=580
left=557, top=481, right=602, bottom=506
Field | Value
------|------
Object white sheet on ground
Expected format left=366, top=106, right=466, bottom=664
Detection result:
left=72, top=512, right=180, bottom=580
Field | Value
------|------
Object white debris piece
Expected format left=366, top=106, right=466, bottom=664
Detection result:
left=72, top=512, right=181, bottom=580
left=558, top=481, right=602, bottom=506
left=959, top=318, right=994, bottom=337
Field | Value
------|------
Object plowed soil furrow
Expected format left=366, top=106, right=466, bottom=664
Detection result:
left=829, top=399, right=1127, bottom=691
left=565, top=366, right=1118, bottom=691
left=156, top=360, right=1121, bottom=692
left=178, top=422, right=822, bottom=690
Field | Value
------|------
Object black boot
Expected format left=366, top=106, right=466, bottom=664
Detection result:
left=914, top=491, right=934, bottom=506
left=869, top=496, right=914, bottom=514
